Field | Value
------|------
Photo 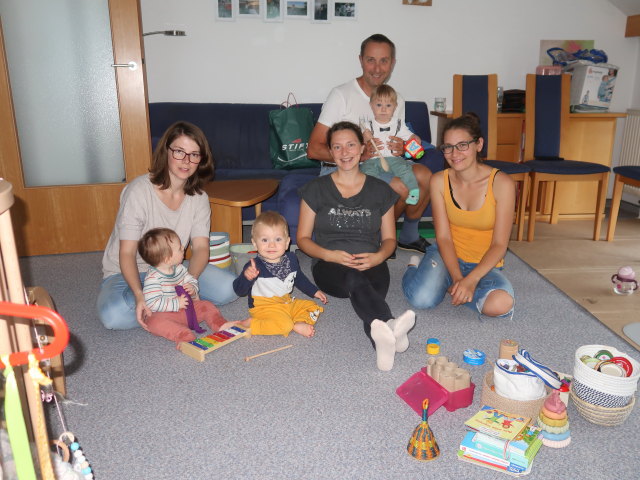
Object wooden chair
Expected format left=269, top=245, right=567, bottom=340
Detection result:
left=523, top=74, right=610, bottom=241
left=452, top=74, right=529, bottom=240
left=606, top=166, right=640, bottom=241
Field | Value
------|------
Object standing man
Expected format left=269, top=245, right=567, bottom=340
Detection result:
left=307, top=34, right=431, bottom=253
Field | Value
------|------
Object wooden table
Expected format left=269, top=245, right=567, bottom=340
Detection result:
left=203, top=179, right=279, bottom=244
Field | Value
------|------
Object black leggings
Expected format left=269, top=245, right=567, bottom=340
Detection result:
left=312, top=260, right=393, bottom=340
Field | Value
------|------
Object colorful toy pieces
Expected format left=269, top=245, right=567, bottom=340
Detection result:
left=404, top=139, right=425, bottom=159
left=179, top=326, right=250, bottom=362
left=536, top=390, right=571, bottom=448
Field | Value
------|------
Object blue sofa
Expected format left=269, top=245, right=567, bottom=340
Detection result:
left=148, top=102, right=444, bottom=241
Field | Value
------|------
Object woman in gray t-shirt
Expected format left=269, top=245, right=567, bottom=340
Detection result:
left=97, top=122, right=237, bottom=330
left=298, top=121, right=415, bottom=371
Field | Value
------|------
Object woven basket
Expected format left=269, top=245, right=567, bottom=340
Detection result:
left=481, top=370, right=550, bottom=420
left=570, top=384, right=636, bottom=427
left=573, top=345, right=640, bottom=397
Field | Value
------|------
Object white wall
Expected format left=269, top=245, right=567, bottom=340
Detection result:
left=633, top=40, right=640, bottom=106
left=141, top=0, right=638, bottom=104
left=141, top=0, right=639, bottom=151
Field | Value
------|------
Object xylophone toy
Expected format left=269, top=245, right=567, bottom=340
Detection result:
left=179, top=326, right=251, bottom=362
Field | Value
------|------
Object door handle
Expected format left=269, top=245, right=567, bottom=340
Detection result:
left=111, top=61, right=138, bottom=71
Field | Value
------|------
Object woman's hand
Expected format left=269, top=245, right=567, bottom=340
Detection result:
left=448, top=276, right=478, bottom=306
left=326, top=250, right=361, bottom=268
left=136, top=298, right=152, bottom=331
left=351, top=252, right=383, bottom=271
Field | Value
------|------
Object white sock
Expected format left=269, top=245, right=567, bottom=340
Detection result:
left=408, top=255, right=421, bottom=267
left=387, top=310, right=416, bottom=353
left=370, top=320, right=396, bottom=371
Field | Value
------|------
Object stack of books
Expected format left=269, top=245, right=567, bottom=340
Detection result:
left=457, top=405, right=543, bottom=476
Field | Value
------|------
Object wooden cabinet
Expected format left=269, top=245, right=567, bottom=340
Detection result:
left=496, top=114, right=524, bottom=163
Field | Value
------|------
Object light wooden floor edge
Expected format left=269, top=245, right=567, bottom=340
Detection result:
left=508, top=216, right=640, bottom=353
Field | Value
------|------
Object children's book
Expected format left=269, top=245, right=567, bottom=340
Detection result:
left=457, top=447, right=528, bottom=474
left=464, top=405, right=531, bottom=442
left=457, top=450, right=534, bottom=477
left=469, top=425, right=543, bottom=458
left=459, top=431, right=542, bottom=468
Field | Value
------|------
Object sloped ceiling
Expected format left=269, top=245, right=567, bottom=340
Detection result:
left=609, top=0, right=640, bottom=16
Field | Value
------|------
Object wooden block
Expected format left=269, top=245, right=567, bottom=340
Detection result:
left=178, top=326, right=250, bottom=362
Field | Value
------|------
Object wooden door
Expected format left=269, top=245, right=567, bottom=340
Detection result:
left=0, top=0, right=151, bottom=256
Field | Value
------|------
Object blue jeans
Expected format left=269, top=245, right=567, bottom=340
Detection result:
left=96, top=262, right=238, bottom=330
left=402, top=244, right=514, bottom=318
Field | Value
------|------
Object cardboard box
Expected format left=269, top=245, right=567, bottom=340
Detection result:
left=565, top=60, right=618, bottom=110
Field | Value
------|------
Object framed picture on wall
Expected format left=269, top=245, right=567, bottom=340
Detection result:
left=402, top=0, right=432, bottom=5
left=311, top=0, right=330, bottom=23
left=286, top=1, right=310, bottom=19
left=239, top=0, right=261, bottom=17
left=263, top=0, right=284, bottom=22
left=215, top=0, right=236, bottom=21
left=333, top=1, right=356, bottom=20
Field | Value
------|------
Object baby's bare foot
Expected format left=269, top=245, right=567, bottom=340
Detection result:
left=293, top=323, right=315, bottom=338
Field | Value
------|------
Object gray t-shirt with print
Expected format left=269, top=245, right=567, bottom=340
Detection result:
left=299, top=174, right=398, bottom=256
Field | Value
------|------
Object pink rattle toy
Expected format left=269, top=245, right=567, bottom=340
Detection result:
left=611, top=266, right=638, bottom=296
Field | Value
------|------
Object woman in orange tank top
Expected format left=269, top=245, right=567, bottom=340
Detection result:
left=402, top=113, right=515, bottom=318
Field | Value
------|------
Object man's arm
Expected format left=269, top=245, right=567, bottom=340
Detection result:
left=307, top=122, right=332, bottom=163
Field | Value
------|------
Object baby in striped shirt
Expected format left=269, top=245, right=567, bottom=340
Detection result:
left=138, top=227, right=232, bottom=345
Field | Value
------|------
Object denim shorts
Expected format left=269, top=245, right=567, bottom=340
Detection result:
left=402, top=244, right=514, bottom=319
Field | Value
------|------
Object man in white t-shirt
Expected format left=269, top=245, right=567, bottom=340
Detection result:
left=307, top=34, right=431, bottom=254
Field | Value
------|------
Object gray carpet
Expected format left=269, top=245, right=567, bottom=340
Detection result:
left=18, top=248, right=639, bottom=480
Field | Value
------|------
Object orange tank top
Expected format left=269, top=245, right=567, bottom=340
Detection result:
left=443, top=168, right=504, bottom=267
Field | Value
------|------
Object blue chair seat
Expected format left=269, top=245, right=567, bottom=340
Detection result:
left=613, top=165, right=640, bottom=181
left=525, top=159, right=609, bottom=175
left=484, top=160, right=531, bottom=174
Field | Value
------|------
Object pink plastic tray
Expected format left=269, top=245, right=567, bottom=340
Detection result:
left=396, top=367, right=475, bottom=416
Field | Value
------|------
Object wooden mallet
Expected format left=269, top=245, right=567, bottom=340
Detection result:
left=244, top=344, right=293, bottom=362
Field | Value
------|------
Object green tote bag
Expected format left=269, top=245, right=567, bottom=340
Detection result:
left=269, top=93, right=317, bottom=170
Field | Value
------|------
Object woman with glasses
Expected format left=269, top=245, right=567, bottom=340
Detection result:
left=97, top=121, right=237, bottom=330
left=402, top=113, right=515, bottom=318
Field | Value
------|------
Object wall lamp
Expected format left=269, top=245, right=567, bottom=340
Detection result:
left=143, top=30, right=186, bottom=37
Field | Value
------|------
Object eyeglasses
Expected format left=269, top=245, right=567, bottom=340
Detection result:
left=439, top=139, right=478, bottom=155
left=168, top=147, right=202, bottom=164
